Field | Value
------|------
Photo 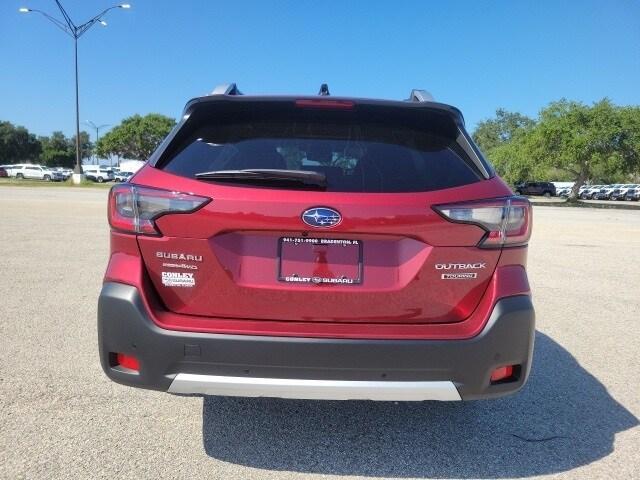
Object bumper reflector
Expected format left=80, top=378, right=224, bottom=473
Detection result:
left=116, top=353, right=140, bottom=372
left=490, top=365, right=516, bottom=383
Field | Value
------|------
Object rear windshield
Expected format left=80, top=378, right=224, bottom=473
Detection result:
left=161, top=106, right=483, bottom=193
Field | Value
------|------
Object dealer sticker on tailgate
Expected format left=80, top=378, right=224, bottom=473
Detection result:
left=161, top=271, right=195, bottom=287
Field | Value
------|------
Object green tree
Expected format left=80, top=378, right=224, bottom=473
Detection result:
left=39, top=131, right=74, bottom=168
left=96, top=114, right=175, bottom=161
left=71, top=131, right=93, bottom=163
left=526, top=99, right=640, bottom=200
left=488, top=135, right=541, bottom=185
left=473, top=100, right=640, bottom=200
left=0, top=121, right=42, bottom=163
left=472, top=109, right=535, bottom=154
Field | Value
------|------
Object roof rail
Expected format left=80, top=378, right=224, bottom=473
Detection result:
left=210, top=83, right=242, bottom=96
left=207, top=83, right=435, bottom=102
left=407, top=89, right=434, bottom=102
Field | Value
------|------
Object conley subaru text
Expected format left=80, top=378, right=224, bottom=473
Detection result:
left=98, top=84, right=535, bottom=401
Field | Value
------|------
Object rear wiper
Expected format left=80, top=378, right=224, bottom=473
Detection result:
left=195, top=169, right=327, bottom=190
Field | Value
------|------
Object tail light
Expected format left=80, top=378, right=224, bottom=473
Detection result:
left=434, top=196, right=532, bottom=248
left=108, top=184, right=210, bottom=235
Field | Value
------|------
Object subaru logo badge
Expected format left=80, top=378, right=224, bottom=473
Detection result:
left=302, top=207, right=342, bottom=228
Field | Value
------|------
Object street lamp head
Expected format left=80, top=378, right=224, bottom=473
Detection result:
left=99, top=19, right=108, bottom=26
left=120, top=4, right=131, bottom=9
left=18, top=7, right=31, bottom=13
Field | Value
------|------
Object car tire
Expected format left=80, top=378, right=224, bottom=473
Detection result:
left=97, top=176, right=104, bottom=183
left=44, top=174, right=51, bottom=182
left=16, top=173, right=24, bottom=179
left=543, top=191, right=551, bottom=198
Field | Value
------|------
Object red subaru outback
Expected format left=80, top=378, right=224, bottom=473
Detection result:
left=99, top=85, right=534, bottom=401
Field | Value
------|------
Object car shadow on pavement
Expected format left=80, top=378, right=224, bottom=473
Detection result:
left=201, top=332, right=638, bottom=478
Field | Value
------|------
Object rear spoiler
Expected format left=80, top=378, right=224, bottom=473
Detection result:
left=180, top=83, right=464, bottom=125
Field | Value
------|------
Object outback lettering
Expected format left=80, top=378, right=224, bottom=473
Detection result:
left=435, top=263, right=487, bottom=270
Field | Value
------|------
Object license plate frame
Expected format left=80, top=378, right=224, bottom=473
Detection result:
left=277, top=236, right=363, bottom=285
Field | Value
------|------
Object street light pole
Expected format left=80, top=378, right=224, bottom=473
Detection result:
left=19, top=2, right=131, bottom=183
left=85, top=121, right=110, bottom=164
left=74, top=36, right=80, bottom=173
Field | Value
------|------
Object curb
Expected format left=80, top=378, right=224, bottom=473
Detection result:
left=530, top=200, right=640, bottom=210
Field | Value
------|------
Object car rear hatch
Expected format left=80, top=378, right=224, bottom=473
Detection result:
left=126, top=97, right=516, bottom=325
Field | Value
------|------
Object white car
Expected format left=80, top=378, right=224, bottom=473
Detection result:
left=595, top=184, right=624, bottom=200
left=579, top=185, right=602, bottom=199
left=48, top=167, right=73, bottom=180
left=0, top=164, right=15, bottom=177
left=616, top=184, right=639, bottom=199
left=114, top=171, right=134, bottom=182
left=12, top=164, right=65, bottom=181
left=1, top=165, right=21, bottom=177
left=626, top=188, right=640, bottom=201
left=84, top=166, right=115, bottom=183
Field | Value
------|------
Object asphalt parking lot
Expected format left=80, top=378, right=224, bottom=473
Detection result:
left=1, top=187, right=638, bottom=479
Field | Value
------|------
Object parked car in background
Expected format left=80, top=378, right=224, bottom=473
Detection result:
left=578, top=184, right=591, bottom=194
left=0, top=165, right=10, bottom=177
left=616, top=184, right=639, bottom=199
left=572, top=184, right=640, bottom=201
left=609, top=187, right=631, bottom=201
left=592, top=188, right=611, bottom=200
left=514, top=181, right=556, bottom=197
left=556, top=186, right=572, bottom=197
left=48, top=167, right=72, bottom=180
left=84, top=166, right=115, bottom=183
left=1, top=165, right=19, bottom=177
left=579, top=185, right=602, bottom=199
left=625, top=188, right=640, bottom=201
left=599, top=184, right=624, bottom=200
left=114, top=171, right=134, bottom=182
left=609, top=188, right=627, bottom=200
left=12, top=164, right=65, bottom=181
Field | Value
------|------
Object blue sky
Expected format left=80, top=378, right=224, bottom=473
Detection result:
left=1, top=0, right=639, bottom=138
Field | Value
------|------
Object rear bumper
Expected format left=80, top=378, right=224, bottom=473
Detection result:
left=168, top=374, right=462, bottom=401
left=98, top=282, right=535, bottom=401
